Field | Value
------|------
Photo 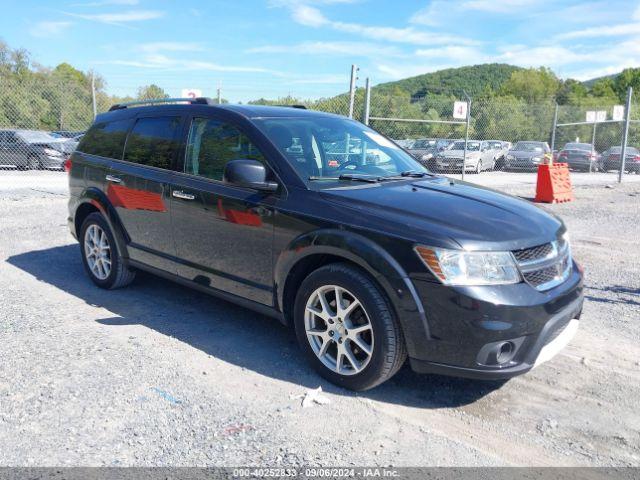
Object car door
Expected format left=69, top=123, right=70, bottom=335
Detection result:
left=170, top=115, right=276, bottom=305
left=1, top=131, right=22, bottom=167
left=0, top=132, right=10, bottom=166
left=480, top=141, right=495, bottom=170
left=107, top=114, right=184, bottom=273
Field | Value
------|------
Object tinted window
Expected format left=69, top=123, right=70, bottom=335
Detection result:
left=78, top=119, right=132, bottom=159
left=185, top=118, right=265, bottom=181
left=124, top=116, right=181, bottom=169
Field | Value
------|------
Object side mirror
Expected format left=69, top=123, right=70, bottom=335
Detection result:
left=223, top=159, right=278, bottom=192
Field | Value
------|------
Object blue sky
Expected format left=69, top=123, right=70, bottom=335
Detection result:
left=2, top=0, right=639, bottom=101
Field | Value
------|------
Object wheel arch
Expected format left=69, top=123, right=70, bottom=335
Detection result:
left=74, top=187, right=130, bottom=260
left=275, top=229, right=430, bottom=348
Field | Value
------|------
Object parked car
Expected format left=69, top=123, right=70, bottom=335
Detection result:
left=435, top=140, right=496, bottom=173
left=407, top=138, right=440, bottom=170
left=600, top=146, right=640, bottom=173
left=394, top=139, right=415, bottom=149
left=486, top=140, right=510, bottom=170
left=68, top=99, right=583, bottom=390
left=0, top=129, right=68, bottom=170
left=557, top=143, right=601, bottom=172
left=504, top=141, right=551, bottom=171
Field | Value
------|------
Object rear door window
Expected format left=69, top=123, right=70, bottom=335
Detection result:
left=184, top=117, right=266, bottom=181
left=78, top=119, right=133, bottom=159
left=123, top=116, right=182, bottom=169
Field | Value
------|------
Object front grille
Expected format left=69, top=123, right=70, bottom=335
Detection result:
left=513, top=243, right=554, bottom=263
left=512, top=240, right=571, bottom=291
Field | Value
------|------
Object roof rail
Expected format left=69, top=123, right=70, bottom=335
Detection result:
left=108, top=97, right=215, bottom=111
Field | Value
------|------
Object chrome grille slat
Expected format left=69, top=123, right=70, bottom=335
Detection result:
left=512, top=240, right=571, bottom=291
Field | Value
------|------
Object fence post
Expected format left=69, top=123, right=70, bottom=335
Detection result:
left=618, top=86, right=633, bottom=183
left=363, top=77, right=371, bottom=126
left=461, top=93, right=471, bottom=181
left=91, top=72, right=97, bottom=118
left=550, top=103, right=558, bottom=153
left=348, top=64, right=358, bottom=119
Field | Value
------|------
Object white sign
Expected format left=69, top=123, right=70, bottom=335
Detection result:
left=181, top=89, right=202, bottom=99
left=453, top=101, right=468, bottom=120
left=613, top=105, right=625, bottom=121
left=596, top=110, right=607, bottom=122
left=586, top=111, right=596, bottom=122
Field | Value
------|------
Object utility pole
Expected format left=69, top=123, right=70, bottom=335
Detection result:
left=618, top=86, right=633, bottom=183
left=217, top=82, right=222, bottom=104
left=363, top=77, right=371, bottom=126
left=550, top=103, right=558, bottom=155
left=461, top=91, right=471, bottom=181
left=348, top=64, right=358, bottom=119
left=91, top=72, right=97, bottom=118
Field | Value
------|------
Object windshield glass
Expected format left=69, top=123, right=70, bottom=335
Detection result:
left=16, top=130, right=57, bottom=143
left=254, top=116, right=429, bottom=185
left=564, top=143, right=592, bottom=151
left=413, top=139, right=436, bottom=149
left=450, top=141, right=480, bottom=151
left=488, top=141, right=502, bottom=149
left=514, top=142, right=543, bottom=152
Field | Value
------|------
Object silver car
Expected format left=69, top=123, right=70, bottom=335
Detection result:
left=435, top=140, right=497, bottom=173
left=505, top=141, right=551, bottom=171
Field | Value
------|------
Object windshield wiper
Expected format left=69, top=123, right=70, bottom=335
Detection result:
left=377, top=171, right=434, bottom=181
left=308, top=174, right=381, bottom=183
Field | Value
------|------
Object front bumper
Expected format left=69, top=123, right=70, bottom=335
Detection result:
left=406, top=262, right=584, bottom=380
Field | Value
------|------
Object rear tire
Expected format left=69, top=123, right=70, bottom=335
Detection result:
left=294, top=263, right=407, bottom=391
left=27, top=156, right=41, bottom=170
left=79, top=212, right=136, bottom=289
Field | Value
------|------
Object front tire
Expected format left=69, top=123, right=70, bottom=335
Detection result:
left=79, top=212, right=136, bottom=289
left=294, top=263, right=406, bottom=391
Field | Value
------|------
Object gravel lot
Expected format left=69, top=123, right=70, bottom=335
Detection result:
left=0, top=173, right=639, bottom=467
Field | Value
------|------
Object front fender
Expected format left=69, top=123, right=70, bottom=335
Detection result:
left=275, top=229, right=432, bottom=357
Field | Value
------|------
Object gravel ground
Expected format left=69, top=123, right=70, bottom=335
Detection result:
left=0, top=178, right=639, bottom=467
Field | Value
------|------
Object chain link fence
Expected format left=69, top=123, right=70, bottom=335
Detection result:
left=0, top=75, right=637, bottom=187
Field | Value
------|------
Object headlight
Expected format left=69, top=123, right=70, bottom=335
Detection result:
left=415, top=246, right=521, bottom=285
left=531, top=156, right=542, bottom=163
left=506, top=154, right=515, bottom=160
left=44, top=148, right=62, bottom=157
left=421, top=154, right=431, bottom=160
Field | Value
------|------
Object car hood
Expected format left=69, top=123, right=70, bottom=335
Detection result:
left=319, top=177, right=562, bottom=251
left=440, top=149, right=480, bottom=158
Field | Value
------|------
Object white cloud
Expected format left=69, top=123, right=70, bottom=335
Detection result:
left=138, top=42, right=205, bottom=53
left=291, top=5, right=328, bottom=26
left=99, top=55, right=275, bottom=73
left=29, top=20, right=73, bottom=37
left=62, top=9, right=164, bottom=26
left=70, top=0, right=139, bottom=6
left=287, top=4, right=478, bottom=46
left=556, top=22, right=640, bottom=40
left=415, top=45, right=488, bottom=63
left=247, top=41, right=403, bottom=58
left=461, top=0, right=541, bottom=13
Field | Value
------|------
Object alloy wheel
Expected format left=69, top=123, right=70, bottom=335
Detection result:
left=304, top=285, right=374, bottom=376
left=84, top=224, right=111, bottom=280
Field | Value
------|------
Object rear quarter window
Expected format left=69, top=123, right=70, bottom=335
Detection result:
left=78, top=119, right=133, bottom=159
left=123, top=116, right=181, bottom=169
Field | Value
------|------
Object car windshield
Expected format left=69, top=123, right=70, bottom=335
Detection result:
left=514, top=142, right=544, bottom=152
left=488, top=142, right=502, bottom=149
left=451, top=141, right=480, bottom=151
left=254, top=116, right=429, bottom=186
left=564, top=143, right=592, bottom=151
left=413, top=139, right=436, bottom=149
left=16, top=130, right=57, bottom=143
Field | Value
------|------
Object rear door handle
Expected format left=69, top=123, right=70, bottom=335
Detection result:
left=106, top=175, right=122, bottom=184
left=172, top=190, right=196, bottom=200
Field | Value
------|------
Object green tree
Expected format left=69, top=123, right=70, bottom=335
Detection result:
left=499, top=67, right=560, bottom=103
left=613, top=68, right=640, bottom=101
left=136, top=84, right=169, bottom=100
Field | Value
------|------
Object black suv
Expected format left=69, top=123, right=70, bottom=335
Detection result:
left=67, top=98, right=584, bottom=391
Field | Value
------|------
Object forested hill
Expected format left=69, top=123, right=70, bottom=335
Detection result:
left=373, top=64, right=524, bottom=98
